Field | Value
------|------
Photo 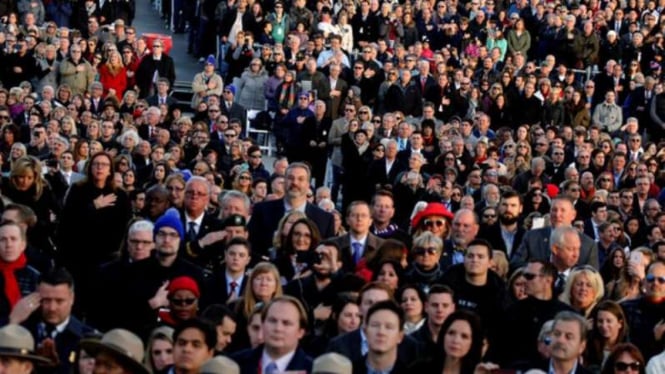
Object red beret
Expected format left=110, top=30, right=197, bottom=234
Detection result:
left=411, top=202, right=454, bottom=229
left=168, top=276, right=200, bottom=298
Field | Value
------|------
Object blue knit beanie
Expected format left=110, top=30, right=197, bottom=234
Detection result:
left=154, top=208, right=184, bottom=241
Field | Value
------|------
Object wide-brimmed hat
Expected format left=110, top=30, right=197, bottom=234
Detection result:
left=0, top=325, right=52, bottom=365
left=312, top=353, right=352, bottom=374
left=200, top=356, right=240, bottom=374
left=411, top=202, right=454, bottom=229
left=80, top=329, right=149, bottom=374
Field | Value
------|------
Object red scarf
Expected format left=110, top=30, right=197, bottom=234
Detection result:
left=0, top=253, right=27, bottom=308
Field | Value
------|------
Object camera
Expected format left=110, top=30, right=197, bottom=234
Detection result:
left=296, top=251, right=322, bottom=267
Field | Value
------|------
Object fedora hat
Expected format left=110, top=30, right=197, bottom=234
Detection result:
left=200, top=356, right=240, bottom=374
left=0, top=324, right=51, bottom=365
left=312, top=353, right=352, bottom=374
left=80, top=329, right=149, bottom=374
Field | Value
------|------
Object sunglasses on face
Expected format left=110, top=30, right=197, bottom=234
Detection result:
left=614, top=362, right=640, bottom=371
left=523, top=272, right=540, bottom=280
left=170, top=297, right=196, bottom=306
left=646, top=274, right=665, bottom=284
left=424, top=218, right=445, bottom=228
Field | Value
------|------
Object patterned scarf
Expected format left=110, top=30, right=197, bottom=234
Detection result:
left=278, top=81, right=296, bottom=110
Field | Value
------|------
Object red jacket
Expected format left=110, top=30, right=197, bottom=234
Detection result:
left=98, top=64, right=127, bottom=101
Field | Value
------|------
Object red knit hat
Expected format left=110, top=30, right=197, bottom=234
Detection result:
left=411, top=202, right=454, bottom=229
left=167, top=276, right=200, bottom=298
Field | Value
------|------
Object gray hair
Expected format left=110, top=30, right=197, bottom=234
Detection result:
left=220, top=189, right=251, bottom=214
left=553, top=310, right=588, bottom=341
left=128, top=219, right=155, bottom=236
left=550, top=226, right=579, bottom=248
left=118, top=129, right=140, bottom=146
left=412, top=231, right=443, bottom=252
left=186, top=176, right=211, bottom=195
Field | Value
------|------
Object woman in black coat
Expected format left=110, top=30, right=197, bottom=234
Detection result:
left=57, top=151, right=132, bottom=313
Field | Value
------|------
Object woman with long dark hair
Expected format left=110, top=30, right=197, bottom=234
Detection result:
left=414, top=310, right=485, bottom=373
left=57, top=152, right=132, bottom=312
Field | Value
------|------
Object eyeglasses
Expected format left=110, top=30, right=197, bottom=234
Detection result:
left=249, top=154, right=261, bottom=159
left=170, top=297, right=196, bottom=306
left=483, top=214, right=496, bottom=219
left=424, top=218, right=445, bottom=228
left=614, top=362, right=641, bottom=371
left=372, top=119, right=382, bottom=123
left=91, top=162, right=110, bottom=168
left=0, top=115, right=10, bottom=120
left=523, top=272, right=542, bottom=280
left=646, top=274, right=665, bottom=284
left=239, top=175, right=252, bottom=181
left=359, top=111, right=369, bottom=115
left=208, top=109, right=220, bottom=113
left=156, top=231, right=180, bottom=239
left=413, top=246, right=439, bottom=256
left=224, top=133, right=236, bottom=137
left=185, top=191, right=208, bottom=198
left=129, top=239, right=153, bottom=246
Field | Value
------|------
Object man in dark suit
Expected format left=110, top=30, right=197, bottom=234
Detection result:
left=541, top=311, right=594, bottom=374
left=179, top=176, right=224, bottom=270
left=135, top=39, right=176, bottom=98
left=414, top=59, right=436, bottom=96
left=397, top=131, right=433, bottom=165
left=232, top=296, right=313, bottom=374
left=367, top=139, right=406, bottom=193
left=206, top=237, right=250, bottom=305
left=89, top=219, right=156, bottom=331
left=12, top=268, right=97, bottom=374
left=352, top=301, right=411, bottom=373
left=326, top=282, right=422, bottom=364
left=583, top=201, right=608, bottom=241
left=512, top=197, right=599, bottom=269
left=248, top=162, right=335, bottom=258
left=479, top=190, right=526, bottom=261
left=220, top=85, right=247, bottom=127
left=146, top=78, right=178, bottom=110
left=330, top=201, right=385, bottom=273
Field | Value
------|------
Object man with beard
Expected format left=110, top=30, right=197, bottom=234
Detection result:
left=479, top=190, right=526, bottom=261
left=248, top=162, right=335, bottom=258
left=284, top=241, right=343, bottom=322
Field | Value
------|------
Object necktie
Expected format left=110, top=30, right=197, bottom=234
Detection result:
left=229, top=281, right=238, bottom=297
left=352, top=242, right=362, bottom=264
left=187, top=222, right=197, bottom=242
left=160, top=97, right=165, bottom=105
left=41, top=323, right=56, bottom=340
left=264, top=362, right=278, bottom=374
left=556, top=273, right=566, bottom=291
left=64, top=172, right=71, bottom=185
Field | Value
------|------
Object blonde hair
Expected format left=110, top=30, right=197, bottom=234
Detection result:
left=241, top=262, right=283, bottom=318
left=10, top=156, right=45, bottom=199
left=559, top=268, right=605, bottom=316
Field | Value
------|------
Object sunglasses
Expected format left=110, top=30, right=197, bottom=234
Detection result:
left=523, top=272, right=541, bottom=280
left=646, top=274, right=665, bottom=284
left=413, top=246, right=438, bottom=256
left=614, top=362, right=641, bottom=371
left=424, top=219, right=445, bottom=228
left=239, top=175, right=252, bottom=180
left=483, top=214, right=496, bottom=219
left=170, top=298, right=196, bottom=306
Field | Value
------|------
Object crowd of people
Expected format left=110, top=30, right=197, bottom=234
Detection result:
left=3, top=0, right=665, bottom=373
